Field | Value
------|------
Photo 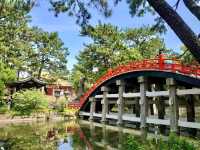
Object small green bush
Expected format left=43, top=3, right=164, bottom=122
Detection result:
left=12, top=89, right=48, bottom=116
left=54, top=98, right=67, bottom=112
left=122, top=135, right=144, bottom=150
left=123, top=133, right=196, bottom=150
left=168, top=133, right=196, bottom=150
left=0, top=98, right=6, bottom=107
left=0, top=105, right=8, bottom=114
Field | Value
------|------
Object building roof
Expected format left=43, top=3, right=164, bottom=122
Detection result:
left=7, top=77, right=46, bottom=90
left=53, top=79, right=72, bottom=87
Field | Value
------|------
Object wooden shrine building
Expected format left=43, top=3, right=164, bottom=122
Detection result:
left=7, top=77, right=46, bottom=94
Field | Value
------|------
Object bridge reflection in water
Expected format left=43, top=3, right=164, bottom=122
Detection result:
left=0, top=120, right=199, bottom=150
left=78, top=120, right=167, bottom=150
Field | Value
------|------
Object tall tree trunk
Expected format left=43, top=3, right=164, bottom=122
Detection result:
left=183, top=0, right=200, bottom=21
left=147, top=0, right=200, bottom=62
left=38, top=58, right=45, bottom=79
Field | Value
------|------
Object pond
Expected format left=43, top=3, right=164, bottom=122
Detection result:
left=0, top=120, right=199, bottom=150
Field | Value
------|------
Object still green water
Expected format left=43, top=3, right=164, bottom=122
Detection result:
left=0, top=120, right=199, bottom=150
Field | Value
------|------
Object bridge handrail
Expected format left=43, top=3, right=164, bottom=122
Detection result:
left=78, top=56, right=200, bottom=107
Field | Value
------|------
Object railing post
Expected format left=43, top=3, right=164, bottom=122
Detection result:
left=159, top=54, right=164, bottom=70
left=172, top=57, right=176, bottom=72
left=89, top=97, right=96, bottom=121
left=138, top=76, right=148, bottom=137
left=166, top=78, right=179, bottom=134
left=101, top=86, right=109, bottom=123
left=116, top=80, right=125, bottom=126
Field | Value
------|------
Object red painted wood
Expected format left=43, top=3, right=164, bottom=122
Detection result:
left=46, top=87, right=53, bottom=96
left=68, top=55, right=200, bottom=109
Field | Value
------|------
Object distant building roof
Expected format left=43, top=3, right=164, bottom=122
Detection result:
left=47, top=79, right=72, bottom=87
left=7, top=77, right=46, bottom=91
left=52, top=79, right=72, bottom=87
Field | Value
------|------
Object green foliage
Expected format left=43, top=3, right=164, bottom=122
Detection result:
left=0, top=105, right=8, bottom=114
left=71, top=24, right=171, bottom=91
left=55, top=98, right=67, bottom=112
left=180, top=46, right=197, bottom=65
left=122, top=135, right=143, bottom=150
left=12, top=89, right=48, bottom=116
left=0, top=2, right=31, bottom=69
left=0, top=62, right=16, bottom=83
left=122, top=133, right=197, bottom=150
left=0, top=61, right=16, bottom=100
left=0, top=3, right=69, bottom=81
left=5, top=0, right=197, bottom=35
left=0, top=122, right=66, bottom=150
left=0, top=0, right=33, bottom=12
left=167, top=133, right=196, bottom=150
left=154, top=134, right=197, bottom=150
left=27, top=27, right=69, bottom=80
left=48, top=0, right=167, bottom=33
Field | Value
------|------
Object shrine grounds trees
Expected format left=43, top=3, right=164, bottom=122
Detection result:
left=47, top=0, right=200, bottom=63
left=0, top=2, right=69, bottom=81
left=0, top=2, right=69, bottom=115
left=70, top=24, right=173, bottom=91
left=0, top=62, right=16, bottom=108
left=25, top=27, right=69, bottom=80
left=3, top=0, right=200, bottom=62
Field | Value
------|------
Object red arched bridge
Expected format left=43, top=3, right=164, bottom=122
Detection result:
left=69, top=54, right=200, bottom=135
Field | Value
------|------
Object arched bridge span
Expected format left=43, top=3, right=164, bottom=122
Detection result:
left=70, top=55, right=200, bottom=134
left=70, top=55, right=200, bottom=108
left=79, top=70, right=200, bottom=110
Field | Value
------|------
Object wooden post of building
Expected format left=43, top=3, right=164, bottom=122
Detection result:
left=138, top=76, right=148, bottom=137
left=167, top=78, right=179, bottom=133
left=186, top=94, right=196, bottom=136
left=101, top=86, right=109, bottom=123
left=89, top=97, right=96, bottom=121
left=116, top=80, right=125, bottom=126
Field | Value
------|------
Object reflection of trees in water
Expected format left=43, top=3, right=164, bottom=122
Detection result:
left=0, top=122, right=67, bottom=150
left=0, top=121, right=97, bottom=150
left=71, top=132, right=86, bottom=149
left=1, top=121, right=193, bottom=150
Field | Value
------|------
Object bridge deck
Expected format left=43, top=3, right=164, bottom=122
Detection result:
left=79, top=112, right=200, bottom=129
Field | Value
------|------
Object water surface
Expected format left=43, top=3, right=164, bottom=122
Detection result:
left=0, top=120, right=199, bottom=150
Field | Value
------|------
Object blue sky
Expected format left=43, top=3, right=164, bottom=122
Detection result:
left=30, top=0, right=200, bottom=70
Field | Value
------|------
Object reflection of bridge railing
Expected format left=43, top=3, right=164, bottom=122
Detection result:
left=68, top=102, right=82, bottom=109
left=69, top=55, right=200, bottom=109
